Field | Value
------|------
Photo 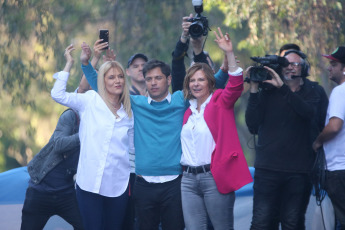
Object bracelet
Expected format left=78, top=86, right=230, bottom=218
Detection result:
left=181, top=35, right=190, bottom=40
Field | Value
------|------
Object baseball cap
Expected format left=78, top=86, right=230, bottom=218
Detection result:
left=322, top=46, right=345, bottom=64
left=127, top=53, right=148, bottom=68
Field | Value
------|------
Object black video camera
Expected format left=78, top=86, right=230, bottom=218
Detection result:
left=188, top=0, right=210, bottom=38
left=249, top=55, right=289, bottom=82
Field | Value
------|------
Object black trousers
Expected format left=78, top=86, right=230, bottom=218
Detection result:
left=133, top=175, right=184, bottom=230
left=21, top=187, right=84, bottom=230
left=326, top=170, right=345, bottom=230
left=250, top=169, right=312, bottom=230
left=123, top=173, right=138, bottom=230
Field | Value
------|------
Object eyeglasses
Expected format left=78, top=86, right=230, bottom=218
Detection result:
left=288, top=62, right=301, bottom=67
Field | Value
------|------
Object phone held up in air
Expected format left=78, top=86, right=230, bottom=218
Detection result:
left=99, top=29, right=109, bottom=50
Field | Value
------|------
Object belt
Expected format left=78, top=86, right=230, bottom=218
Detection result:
left=183, top=164, right=211, bottom=174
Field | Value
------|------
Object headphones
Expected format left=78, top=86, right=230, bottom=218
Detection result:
left=284, top=49, right=310, bottom=78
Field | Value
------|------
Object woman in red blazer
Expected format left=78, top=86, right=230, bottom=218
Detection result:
left=180, top=28, right=252, bottom=230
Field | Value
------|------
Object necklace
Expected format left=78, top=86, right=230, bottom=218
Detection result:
left=106, top=99, right=121, bottom=118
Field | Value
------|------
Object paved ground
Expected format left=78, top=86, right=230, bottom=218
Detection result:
left=0, top=194, right=335, bottom=230
left=0, top=167, right=336, bottom=230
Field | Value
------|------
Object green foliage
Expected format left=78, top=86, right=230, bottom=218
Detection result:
left=205, top=0, right=345, bottom=66
left=0, top=0, right=106, bottom=171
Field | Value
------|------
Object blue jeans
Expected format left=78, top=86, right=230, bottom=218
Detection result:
left=250, top=169, right=312, bottom=230
left=181, top=171, right=235, bottom=230
left=76, top=184, right=129, bottom=230
left=21, top=187, right=84, bottom=230
left=133, top=175, right=184, bottom=230
left=326, top=170, right=345, bottom=229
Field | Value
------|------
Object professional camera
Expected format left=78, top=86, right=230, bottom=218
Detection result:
left=249, top=55, right=289, bottom=82
left=188, top=0, right=210, bottom=38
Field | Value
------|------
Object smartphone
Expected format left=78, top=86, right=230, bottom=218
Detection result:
left=99, top=29, right=109, bottom=50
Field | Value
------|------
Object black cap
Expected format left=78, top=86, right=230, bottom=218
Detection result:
left=127, top=53, right=148, bottom=68
left=322, top=46, right=345, bottom=64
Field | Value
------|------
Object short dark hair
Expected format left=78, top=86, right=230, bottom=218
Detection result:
left=279, top=43, right=301, bottom=55
left=143, top=59, right=171, bottom=78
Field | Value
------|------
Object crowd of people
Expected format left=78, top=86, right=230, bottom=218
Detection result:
left=20, top=13, right=345, bottom=230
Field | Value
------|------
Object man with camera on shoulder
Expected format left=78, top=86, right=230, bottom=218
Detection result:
left=245, top=50, right=325, bottom=229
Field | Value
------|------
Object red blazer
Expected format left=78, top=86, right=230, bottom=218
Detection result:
left=183, top=73, right=253, bottom=194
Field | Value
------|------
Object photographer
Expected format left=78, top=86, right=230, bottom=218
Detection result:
left=245, top=51, right=321, bottom=229
left=171, top=14, right=229, bottom=92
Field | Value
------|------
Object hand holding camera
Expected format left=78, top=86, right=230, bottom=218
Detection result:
left=262, top=66, right=284, bottom=88
left=245, top=67, right=260, bottom=93
left=181, top=14, right=193, bottom=42
left=188, top=0, right=210, bottom=39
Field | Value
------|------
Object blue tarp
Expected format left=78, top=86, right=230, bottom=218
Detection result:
left=0, top=167, right=30, bottom=205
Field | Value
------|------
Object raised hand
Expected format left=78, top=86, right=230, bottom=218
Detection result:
left=93, top=39, right=108, bottom=59
left=103, top=49, right=116, bottom=62
left=63, top=44, right=75, bottom=72
left=64, top=44, right=75, bottom=64
left=214, top=28, right=233, bottom=53
left=80, top=42, right=92, bottom=66
left=181, top=14, right=193, bottom=39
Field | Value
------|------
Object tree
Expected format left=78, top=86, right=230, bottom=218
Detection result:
left=205, top=0, right=345, bottom=91
left=0, top=0, right=111, bottom=171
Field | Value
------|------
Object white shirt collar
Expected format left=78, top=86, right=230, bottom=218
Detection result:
left=115, top=104, right=127, bottom=120
left=189, top=94, right=212, bottom=114
left=147, top=92, right=171, bottom=104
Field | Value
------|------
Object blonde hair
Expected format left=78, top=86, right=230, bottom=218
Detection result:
left=183, top=62, right=216, bottom=100
left=97, top=61, right=132, bottom=118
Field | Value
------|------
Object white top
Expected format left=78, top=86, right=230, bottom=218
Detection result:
left=142, top=93, right=179, bottom=183
left=51, top=71, right=134, bottom=197
left=181, top=94, right=215, bottom=166
left=180, top=68, right=243, bottom=167
left=323, top=82, right=345, bottom=171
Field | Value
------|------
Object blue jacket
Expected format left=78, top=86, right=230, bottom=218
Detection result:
left=27, top=109, right=80, bottom=184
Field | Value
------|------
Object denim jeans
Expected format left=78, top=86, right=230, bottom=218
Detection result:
left=181, top=171, right=235, bottom=230
left=21, top=187, right=84, bottom=230
left=133, top=175, right=184, bottom=230
left=326, top=170, right=345, bottom=229
left=250, top=169, right=312, bottom=230
left=76, top=184, right=129, bottom=230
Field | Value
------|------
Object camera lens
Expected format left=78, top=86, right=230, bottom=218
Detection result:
left=189, top=22, right=204, bottom=38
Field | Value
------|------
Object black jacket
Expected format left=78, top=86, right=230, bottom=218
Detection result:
left=245, top=81, right=328, bottom=173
